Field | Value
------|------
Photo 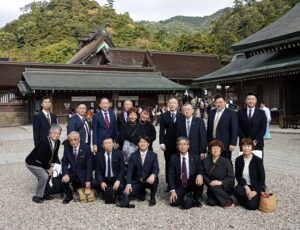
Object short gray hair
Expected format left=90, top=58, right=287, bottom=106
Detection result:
left=49, top=125, right=62, bottom=134
left=176, top=137, right=190, bottom=146
left=68, top=131, right=80, bottom=140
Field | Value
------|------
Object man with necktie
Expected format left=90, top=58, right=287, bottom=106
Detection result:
left=125, top=135, right=159, bottom=206
left=61, top=131, right=93, bottom=204
left=177, top=103, right=207, bottom=159
left=67, top=103, right=91, bottom=147
left=168, top=137, right=204, bottom=207
left=33, top=96, right=57, bottom=146
left=94, top=137, right=125, bottom=203
left=159, top=98, right=184, bottom=190
left=238, top=92, right=267, bottom=154
left=207, top=94, right=238, bottom=161
left=92, top=97, right=118, bottom=153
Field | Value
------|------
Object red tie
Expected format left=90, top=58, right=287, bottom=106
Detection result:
left=47, top=113, right=51, bottom=125
left=104, top=112, right=110, bottom=128
left=182, top=157, right=188, bottom=188
left=73, top=148, right=77, bottom=160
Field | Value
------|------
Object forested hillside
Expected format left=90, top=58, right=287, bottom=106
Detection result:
left=0, top=0, right=299, bottom=63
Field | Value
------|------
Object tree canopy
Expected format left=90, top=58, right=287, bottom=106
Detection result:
left=0, top=0, right=299, bottom=63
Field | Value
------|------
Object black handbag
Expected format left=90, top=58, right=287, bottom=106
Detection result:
left=181, top=193, right=196, bottom=209
left=103, top=186, right=116, bottom=204
left=48, top=174, right=63, bottom=195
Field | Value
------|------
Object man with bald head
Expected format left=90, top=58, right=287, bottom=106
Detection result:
left=159, top=97, right=184, bottom=190
left=117, top=100, right=133, bottom=131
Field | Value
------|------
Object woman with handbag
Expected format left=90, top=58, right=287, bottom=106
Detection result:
left=234, top=138, right=266, bottom=210
left=202, top=140, right=235, bottom=208
left=25, top=125, right=62, bottom=203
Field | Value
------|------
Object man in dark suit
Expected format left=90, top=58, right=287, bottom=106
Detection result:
left=61, top=131, right=93, bottom=204
left=33, top=96, right=57, bottom=146
left=67, top=103, right=91, bottom=146
left=94, top=137, right=125, bottom=202
left=177, top=103, right=207, bottom=159
left=238, top=92, right=267, bottom=152
left=125, top=135, right=159, bottom=206
left=169, top=137, right=203, bottom=207
left=159, top=98, right=184, bottom=188
left=117, top=100, right=133, bottom=131
left=207, top=94, right=238, bottom=161
left=92, top=97, right=118, bottom=152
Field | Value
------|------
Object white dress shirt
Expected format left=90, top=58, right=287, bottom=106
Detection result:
left=42, top=110, right=51, bottom=124
left=242, top=155, right=252, bottom=185
left=140, top=150, right=147, bottom=165
left=101, top=110, right=111, bottom=123
left=186, top=117, right=193, bottom=137
left=77, top=114, right=89, bottom=143
left=247, top=107, right=255, bottom=119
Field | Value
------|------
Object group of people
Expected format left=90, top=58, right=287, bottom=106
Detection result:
left=25, top=92, right=267, bottom=210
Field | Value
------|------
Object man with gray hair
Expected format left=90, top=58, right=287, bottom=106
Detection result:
left=61, top=131, right=93, bottom=204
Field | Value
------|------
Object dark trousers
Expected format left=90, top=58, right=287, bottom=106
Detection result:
left=234, top=185, right=260, bottom=210
left=131, top=179, right=158, bottom=200
left=62, top=176, right=84, bottom=199
left=207, top=185, right=233, bottom=207
left=96, top=177, right=124, bottom=200
left=171, top=182, right=203, bottom=206
left=164, top=148, right=176, bottom=184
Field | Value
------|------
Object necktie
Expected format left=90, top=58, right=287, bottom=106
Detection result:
left=186, top=120, right=190, bottom=138
left=104, top=112, right=110, bottom=128
left=213, top=110, right=221, bottom=139
left=107, top=154, right=111, bottom=178
left=82, top=117, right=90, bottom=139
left=47, top=113, right=51, bottom=125
left=73, top=148, right=77, bottom=160
left=181, top=157, right=188, bottom=188
left=248, top=109, right=252, bottom=120
left=171, top=113, right=176, bottom=123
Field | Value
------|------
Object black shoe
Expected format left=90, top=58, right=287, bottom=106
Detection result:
left=149, top=198, right=156, bottom=206
left=43, top=194, right=54, bottom=200
left=139, top=195, right=146, bottom=201
left=32, top=196, right=44, bottom=203
left=62, top=197, right=73, bottom=204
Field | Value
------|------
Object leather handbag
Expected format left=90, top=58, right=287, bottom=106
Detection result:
left=77, top=188, right=96, bottom=203
left=259, top=192, right=277, bottom=213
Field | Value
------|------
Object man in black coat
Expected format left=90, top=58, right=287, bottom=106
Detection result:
left=238, top=92, right=267, bottom=152
left=33, top=96, right=57, bottom=146
left=67, top=103, right=91, bottom=146
left=177, top=103, right=207, bottom=159
left=117, top=100, right=133, bottom=131
left=207, top=94, right=238, bottom=161
left=61, top=131, right=93, bottom=204
left=168, top=137, right=204, bottom=207
left=94, top=137, right=125, bottom=202
left=125, top=135, right=159, bottom=206
left=160, top=98, right=184, bottom=188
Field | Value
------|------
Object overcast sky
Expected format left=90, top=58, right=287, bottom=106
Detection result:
left=0, top=0, right=234, bottom=28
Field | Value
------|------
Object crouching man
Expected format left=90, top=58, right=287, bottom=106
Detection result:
left=125, top=135, right=159, bottom=206
left=61, top=131, right=93, bottom=204
left=94, top=137, right=125, bottom=203
left=168, top=137, right=204, bottom=208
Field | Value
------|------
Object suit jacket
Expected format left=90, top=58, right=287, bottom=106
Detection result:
left=117, top=112, right=127, bottom=132
left=207, top=108, right=238, bottom=150
left=168, top=153, right=202, bottom=191
left=159, top=111, right=184, bottom=153
left=126, top=150, right=159, bottom=185
left=94, top=149, right=125, bottom=185
left=92, top=110, right=118, bottom=149
left=238, top=108, right=267, bottom=150
left=62, top=143, right=93, bottom=185
left=202, top=156, right=234, bottom=190
left=235, top=154, right=265, bottom=193
left=25, top=136, right=60, bottom=169
left=177, top=117, right=207, bottom=155
left=67, top=114, right=90, bottom=143
left=140, top=120, right=156, bottom=150
left=33, top=111, right=57, bottom=146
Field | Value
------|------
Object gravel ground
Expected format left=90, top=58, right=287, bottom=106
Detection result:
left=0, top=162, right=299, bottom=229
